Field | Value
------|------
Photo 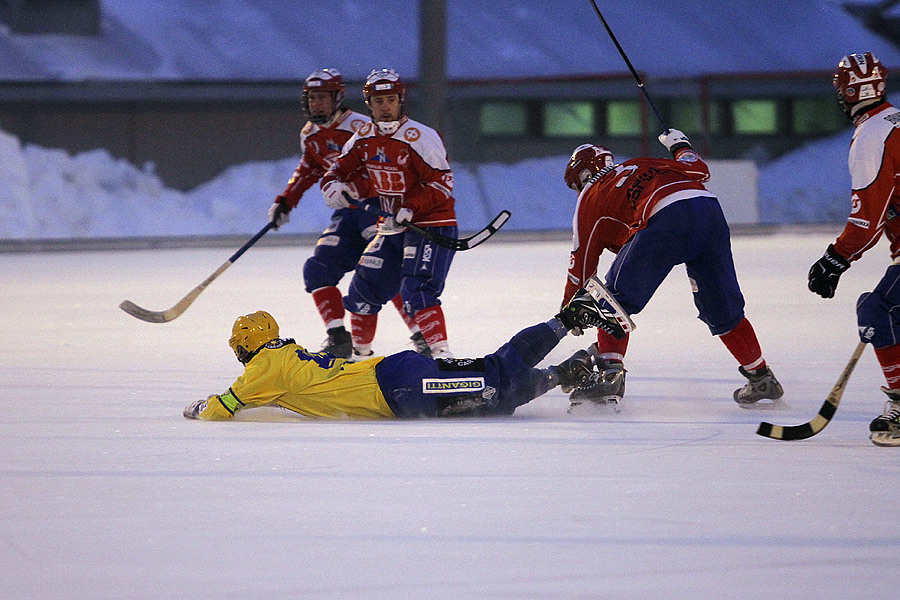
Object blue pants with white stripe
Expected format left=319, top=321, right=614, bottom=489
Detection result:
left=375, top=321, right=560, bottom=418
left=344, top=226, right=456, bottom=317
left=302, top=200, right=381, bottom=292
left=857, top=263, right=900, bottom=348
left=606, top=196, right=746, bottom=336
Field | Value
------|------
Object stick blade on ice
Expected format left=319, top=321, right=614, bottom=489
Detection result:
left=119, top=299, right=181, bottom=323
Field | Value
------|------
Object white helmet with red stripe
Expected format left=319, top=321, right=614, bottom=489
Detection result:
left=833, top=53, right=888, bottom=118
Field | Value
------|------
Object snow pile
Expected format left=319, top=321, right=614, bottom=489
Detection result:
left=0, top=125, right=856, bottom=240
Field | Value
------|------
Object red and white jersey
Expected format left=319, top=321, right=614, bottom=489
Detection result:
left=564, top=149, right=713, bottom=303
left=321, top=116, right=456, bottom=227
left=279, top=109, right=370, bottom=209
left=833, top=102, right=900, bottom=261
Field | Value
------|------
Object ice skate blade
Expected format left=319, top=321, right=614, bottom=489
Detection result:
left=568, top=398, right=621, bottom=415
left=870, top=432, right=900, bottom=447
left=737, top=397, right=789, bottom=410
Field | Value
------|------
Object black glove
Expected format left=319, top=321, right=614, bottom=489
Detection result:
left=808, top=244, right=850, bottom=298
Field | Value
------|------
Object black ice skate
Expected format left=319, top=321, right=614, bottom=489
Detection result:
left=556, top=279, right=631, bottom=340
left=568, top=359, right=626, bottom=414
left=870, top=388, right=900, bottom=447
left=734, top=366, right=784, bottom=407
left=410, top=331, right=433, bottom=358
left=550, top=349, right=594, bottom=393
left=321, top=326, right=352, bottom=359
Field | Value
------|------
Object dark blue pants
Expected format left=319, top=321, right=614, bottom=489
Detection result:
left=302, top=199, right=381, bottom=292
left=344, top=225, right=456, bottom=317
left=857, top=263, right=900, bottom=348
left=375, top=322, right=560, bottom=418
left=606, top=196, right=746, bottom=335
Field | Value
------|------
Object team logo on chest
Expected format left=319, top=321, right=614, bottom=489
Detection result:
left=373, top=147, right=390, bottom=163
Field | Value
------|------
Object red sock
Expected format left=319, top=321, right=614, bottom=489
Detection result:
left=391, top=294, right=417, bottom=331
left=311, top=286, right=345, bottom=327
left=874, top=342, right=900, bottom=390
left=718, top=317, right=765, bottom=371
left=349, top=312, right=378, bottom=347
left=414, top=305, right=448, bottom=348
left=594, top=329, right=629, bottom=361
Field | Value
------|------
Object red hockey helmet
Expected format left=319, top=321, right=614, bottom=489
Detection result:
left=364, top=69, right=406, bottom=103
left=302, top=68, right=346, bottom=124
left=564, top=144, right=615, bottom=191
left=833, top=53, right=887, bottom=117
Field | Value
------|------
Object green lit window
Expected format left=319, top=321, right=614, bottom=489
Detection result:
left=480, top=102, right=528, bottom=136
left=543, top=101, right=595, bottom=137
left=732, top=99, right=777, bottom=134
left=606, top=100, right=641, bottom=135
left=670, top=100, right=723, bottom=134
left=669, top=100, right=702, bottom=134
left=792, top=97, right=846, bottom=135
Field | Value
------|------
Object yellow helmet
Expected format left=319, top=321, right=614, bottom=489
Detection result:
left=229, top=311, right=279, bottom=363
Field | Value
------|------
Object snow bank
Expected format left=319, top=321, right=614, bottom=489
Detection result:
left=0, top=126, right=856, bottom=240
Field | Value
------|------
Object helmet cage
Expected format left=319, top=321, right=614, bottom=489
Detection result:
left=302, top=68, right=346, bottom=124
left=564, top=144, right=615, bottom=191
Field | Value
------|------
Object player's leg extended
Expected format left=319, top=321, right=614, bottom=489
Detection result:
left=344, top=233, right=404, bottom=357
left=858, top=263, right=900, bottom=445
left=399, top=227, right=456, bottom=357
left=681, top=197, right=782, bottom=404
left=375, top=319, right=570, bottom=418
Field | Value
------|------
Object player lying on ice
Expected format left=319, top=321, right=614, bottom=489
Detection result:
left=183, top=287, right=621, bottom=420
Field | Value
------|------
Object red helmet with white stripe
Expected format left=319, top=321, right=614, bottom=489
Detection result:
left=833, top=53, right=887, bottom=117
left=302, top=68, right=345, bottom=124
left=564, top=144, right=615, bottom=191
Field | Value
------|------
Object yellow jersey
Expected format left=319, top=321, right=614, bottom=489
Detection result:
left=195, top=340, right=396, bottom=420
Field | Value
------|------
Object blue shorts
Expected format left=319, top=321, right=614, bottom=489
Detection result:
left=302, top=199, right=381, bottom=292
left=375, top=322, right=560, bottom=417
left=606, top=196, right=745, bottom=335
left=857, top=264, right=900, bottom=348
left=344, top=226, right=456, bottom=316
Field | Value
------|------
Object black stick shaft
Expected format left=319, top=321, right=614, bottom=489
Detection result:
left=588, top=0, right=669, bottom=131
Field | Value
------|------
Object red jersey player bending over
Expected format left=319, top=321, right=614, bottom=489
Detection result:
left=808, top=52, right=900, bottom=446
left=320, top=69, right=457, bottom=360
left=266, top=69, right=424, bottom=360
left=561, top=130, right=783, bottom=412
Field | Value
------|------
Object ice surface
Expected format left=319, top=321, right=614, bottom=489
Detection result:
left=2, top=231, right=899, bottom=599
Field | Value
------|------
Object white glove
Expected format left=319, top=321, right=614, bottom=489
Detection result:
left=385, top=207, right=413, bottom=230
left=395, top=207, right=413, bottom=225
left=267, top=198, right=290, bottom=229
left=321, top=180, right=357, bottom=210
left=658, top=129, right=691, bottom=152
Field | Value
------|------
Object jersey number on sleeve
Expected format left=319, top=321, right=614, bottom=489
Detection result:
left=294, top=349, right=336, bottom=369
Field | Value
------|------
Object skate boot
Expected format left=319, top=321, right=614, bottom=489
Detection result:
left=568, top=359, right=626, bottom=413
left=410, top=331, right=432, bottom=358
left=869, top=387, right=900, bottom=447
left=350, top=348, right=375, bottom=362
left=550, top=349, right=594, bottom=393
left=555, top=288, right=626, bottom=339
left=733, top=366, right=784, bottom=406
left=321, top=326, right=352, bottom=359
